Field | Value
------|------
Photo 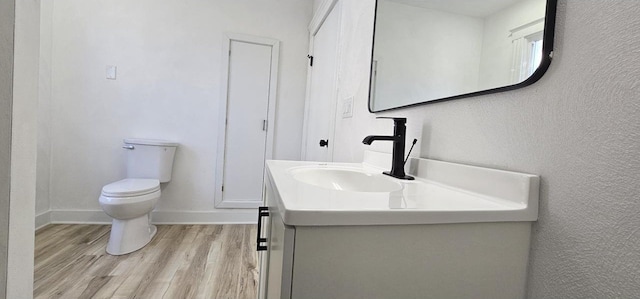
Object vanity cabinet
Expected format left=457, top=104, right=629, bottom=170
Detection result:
left=257, top=178, right=532, bottom=299
left=257, top=154, right=539, bottom=299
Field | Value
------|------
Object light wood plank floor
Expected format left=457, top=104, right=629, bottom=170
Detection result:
left=34, top=224, right=258, bottom=299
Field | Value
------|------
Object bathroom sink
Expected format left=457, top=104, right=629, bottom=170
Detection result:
left=289, top=167, right=403, bottom=192
left=266, top=150, right=539, bottom=226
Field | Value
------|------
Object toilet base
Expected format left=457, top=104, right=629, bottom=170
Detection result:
left=106, top=214, right=157, bottom=255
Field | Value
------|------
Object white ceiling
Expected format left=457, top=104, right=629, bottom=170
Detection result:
left=386, top=0, right=525, bottom=18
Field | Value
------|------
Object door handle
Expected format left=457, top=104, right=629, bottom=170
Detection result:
left=256, top=206, right=269, bottom=251
left=319, top=139, right=329, bottom=147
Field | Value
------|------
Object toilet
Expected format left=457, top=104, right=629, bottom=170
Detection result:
left=99, top=138, right=178, bottom=255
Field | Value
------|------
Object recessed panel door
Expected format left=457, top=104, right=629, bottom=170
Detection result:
left=221, top=40, right=272, bottom=207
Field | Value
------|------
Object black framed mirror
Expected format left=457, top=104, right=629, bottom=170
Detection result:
left=369, top=0, right=557, bottom=112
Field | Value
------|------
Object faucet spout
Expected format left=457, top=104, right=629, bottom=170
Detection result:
left=362, top=117, right=414, bottom=180
left=362, top=135, right=396, bottom=145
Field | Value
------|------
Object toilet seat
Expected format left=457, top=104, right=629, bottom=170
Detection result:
left=99, top=178, right=162, bottom=255
left=101, top=178, right=160, bottom=198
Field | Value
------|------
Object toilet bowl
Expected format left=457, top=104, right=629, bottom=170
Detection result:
left=99, top=178, right=161, bottom=255
left=99, top=138, right=178, bottom=256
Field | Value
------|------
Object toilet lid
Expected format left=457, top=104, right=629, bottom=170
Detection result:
left=101, top=178, right=160, bottom=197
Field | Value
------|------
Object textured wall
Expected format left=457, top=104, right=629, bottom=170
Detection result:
left=332, top=0, right=640, bottom=297
left=0, top=0, right=14, bottom=295
left=35, top=0, right=53, bottom=221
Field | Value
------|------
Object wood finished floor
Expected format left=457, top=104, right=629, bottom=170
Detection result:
left=34, top=224, right=258, bottom=299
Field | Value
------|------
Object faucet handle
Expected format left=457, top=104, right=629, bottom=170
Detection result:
left=376, top=117, right=406, bottom=124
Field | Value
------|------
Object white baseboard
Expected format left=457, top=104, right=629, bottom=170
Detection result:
left=39, top=209, right=257, bottom=226
left=50, top=210, right=112, bottom=224
left=35, top=211, right=52, bottom=230
left=215, top=199, right=262, bottom=209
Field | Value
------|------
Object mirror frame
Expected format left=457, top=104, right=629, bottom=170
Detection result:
left=368, top=0, right=558, bottom=112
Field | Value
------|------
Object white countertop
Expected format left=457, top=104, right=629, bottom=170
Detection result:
left=265, top=151, right=539, bottom=226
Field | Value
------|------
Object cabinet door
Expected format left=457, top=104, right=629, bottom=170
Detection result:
left=257, top=207, right=271, bottom=299
left=265, top=210, right=295, bottom=299
left=258, top=180, right=295, bottom=299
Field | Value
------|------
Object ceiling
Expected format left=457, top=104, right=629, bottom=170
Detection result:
left=387, top=0, right=525, bottom=18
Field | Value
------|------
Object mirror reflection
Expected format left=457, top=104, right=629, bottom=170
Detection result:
left=370, top=0, right=553, bottom=111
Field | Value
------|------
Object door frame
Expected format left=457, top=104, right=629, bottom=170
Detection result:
left=215, top=33, right=280, bottom=209
left=300, top=0, right=341, bottom=161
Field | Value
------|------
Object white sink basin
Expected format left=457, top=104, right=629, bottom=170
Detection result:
left=289, top=167, right=402, bottom=193
left=265, top=150, right=539, bottom=226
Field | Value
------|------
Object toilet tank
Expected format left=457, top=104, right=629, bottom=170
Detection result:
left=123, top=138, right=179, bottom=183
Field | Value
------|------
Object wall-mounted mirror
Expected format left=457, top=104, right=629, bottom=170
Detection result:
left=369, top=0, right=557, bottom=112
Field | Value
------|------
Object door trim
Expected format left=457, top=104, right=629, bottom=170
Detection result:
left=215, top=33, right=280, bottom=209
left=308, top=0, right=338, bottom=35
left=300, top=0, right=342, bottom=161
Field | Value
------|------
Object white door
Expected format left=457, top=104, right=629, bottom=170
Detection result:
left=215, top=34, right=279, bottom=208
left=302, top=1, right=342, bottom=162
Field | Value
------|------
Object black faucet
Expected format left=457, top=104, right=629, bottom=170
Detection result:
left=362, top=117, right=414, bottom=180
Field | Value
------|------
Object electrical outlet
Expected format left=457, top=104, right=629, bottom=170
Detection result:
left=106, top=65, right=117, bottom=80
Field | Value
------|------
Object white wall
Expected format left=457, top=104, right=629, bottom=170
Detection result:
left=477, top=0, right=546, bottom=89
left=39, top=0, right=312, bottom=223
left=35, top=0, right=53, bottom=228
left=373, top=0, right=483, bottom=110
left=9, top=0, right=40, bottom=297
left=0, top=0, right=15, bottom=295
left=333, top=0, right=640, bottom=297
left=312, top=0, right=323, bottom=15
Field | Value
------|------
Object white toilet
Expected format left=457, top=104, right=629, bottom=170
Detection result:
left=99, top=138, right=178, bottom=255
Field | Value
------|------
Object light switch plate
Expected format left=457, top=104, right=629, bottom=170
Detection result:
left=342, top=96, right=354, bottom=118
left=106, top=65, right=117, bottom=80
